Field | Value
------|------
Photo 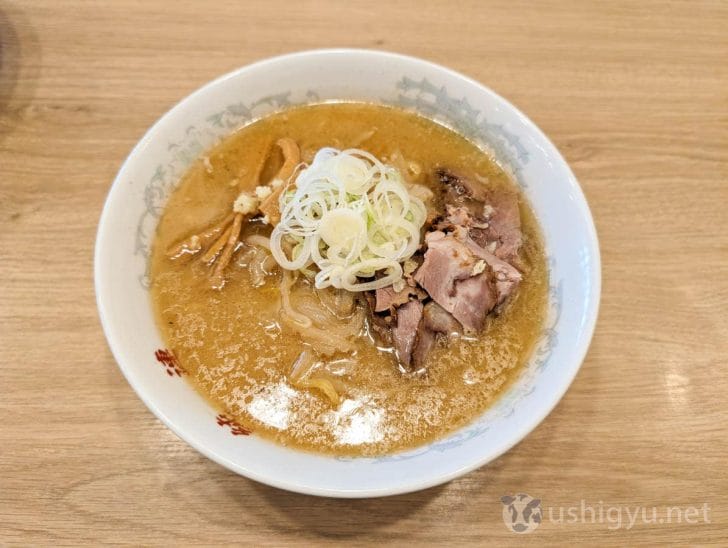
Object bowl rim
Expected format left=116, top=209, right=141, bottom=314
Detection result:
left=95, top=48, right=601, bottom=498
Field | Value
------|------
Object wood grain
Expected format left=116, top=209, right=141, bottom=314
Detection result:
left=1, top=0, right=726, bottom=545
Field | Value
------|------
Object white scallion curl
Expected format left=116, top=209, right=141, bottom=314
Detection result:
left=270, top=148, right=425, bottom=291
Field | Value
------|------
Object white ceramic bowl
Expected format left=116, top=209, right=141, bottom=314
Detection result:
left=95, top=49, right=600, bottom=498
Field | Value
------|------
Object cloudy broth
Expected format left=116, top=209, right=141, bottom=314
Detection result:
left=150, top=103, right=548, bottom=456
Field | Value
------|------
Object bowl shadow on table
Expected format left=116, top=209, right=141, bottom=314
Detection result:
left=230, top=476, right=447, bottom=539
left=204, top=460, right=500, bottom=541
left=214, top=448, right=500, bottom=539
left=0, top=2, right=40, bottom=146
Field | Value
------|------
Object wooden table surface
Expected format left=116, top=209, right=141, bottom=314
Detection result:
left=2, top=1, right=727, bottom=545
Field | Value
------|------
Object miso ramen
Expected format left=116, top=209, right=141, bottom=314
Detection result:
left=150, top=103, right=547, bottom=456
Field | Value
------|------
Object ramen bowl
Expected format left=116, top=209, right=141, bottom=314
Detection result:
left=95, top=49, right=600, bottom=497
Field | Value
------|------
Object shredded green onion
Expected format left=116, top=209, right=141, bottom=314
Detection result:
left=270, top=148, right=426, bottom=292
